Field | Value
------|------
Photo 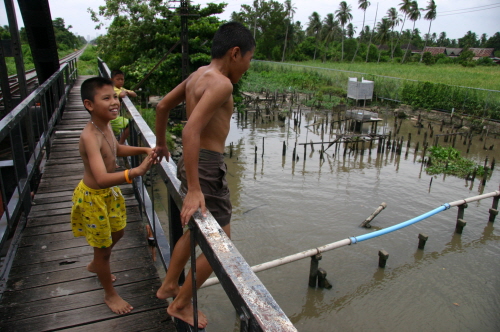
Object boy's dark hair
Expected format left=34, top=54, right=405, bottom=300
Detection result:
left=211, top=22, right=255, bottom=59
left=111, top=69, right=124, bottom=78
left=81, top=77, right=114, bottom=110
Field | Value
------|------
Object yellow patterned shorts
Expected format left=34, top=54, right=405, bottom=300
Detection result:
left=71, top=180, right=127, bottom=248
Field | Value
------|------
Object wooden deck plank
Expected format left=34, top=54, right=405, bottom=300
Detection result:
left=0, top=286, right=168, bottom=332
left=0, top=76, right=174, bottom=331
left=60, top=309, right=174, bottom=332
left=4, top=252, right=153, bottom=292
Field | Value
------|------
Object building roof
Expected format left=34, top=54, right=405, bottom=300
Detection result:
left=445, top=48, right=462, bottom=56
left=423, top=47, right=446, bottom=56
left=469, top=48, right=495, bottom=57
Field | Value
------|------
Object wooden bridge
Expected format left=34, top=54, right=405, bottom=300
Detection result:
left=0, top=76, right=175, bottom=331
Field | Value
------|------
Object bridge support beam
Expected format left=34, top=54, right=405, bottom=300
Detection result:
left=17, top=0, right=60, bottom=85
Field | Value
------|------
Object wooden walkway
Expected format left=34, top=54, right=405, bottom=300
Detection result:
left=0, top=76, right=175, bottom=331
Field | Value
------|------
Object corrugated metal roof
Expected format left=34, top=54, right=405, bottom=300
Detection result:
left=469, top=48, right=495, bottom=57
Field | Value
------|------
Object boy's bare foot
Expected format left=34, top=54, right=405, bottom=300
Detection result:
left=156, top=284, right=180, bottom=300
left=167, top=301, right=208, bottom=329
left=87, top=262, right=117, bottom=282
left=105, top=293, right=133, bottom=315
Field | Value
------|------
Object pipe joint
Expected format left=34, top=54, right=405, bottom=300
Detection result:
left=349, top=237, right=357, bottom=244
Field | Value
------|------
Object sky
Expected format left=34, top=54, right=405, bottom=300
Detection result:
left=1, top=0, right=499, bottom=42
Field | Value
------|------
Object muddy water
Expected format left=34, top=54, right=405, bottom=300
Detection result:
left=154, top=109, right=500, bottom=331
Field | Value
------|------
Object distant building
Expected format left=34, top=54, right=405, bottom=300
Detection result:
left=469, top=48, right=495, bottom=60
left=422, top=47, right=495, bottom=60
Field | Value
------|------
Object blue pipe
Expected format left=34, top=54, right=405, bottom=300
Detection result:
left=350, top=203, right=451, bottom=244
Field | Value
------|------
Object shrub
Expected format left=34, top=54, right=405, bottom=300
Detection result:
left=476, top=57, right=495, bottom=66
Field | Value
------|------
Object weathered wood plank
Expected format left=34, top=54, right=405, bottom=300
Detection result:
left=9, top=245, right=151, bottom=277
left=13, top=232, right=145, bottom=266
left=0, top=280, right=167, bottom=332
left=22, top=215, right=143, bottom=237
left=3, top=260, right=159, bottom=304
left=4, top=252, right=153, bottom=291
left=61, top=309, right=174, bottom=332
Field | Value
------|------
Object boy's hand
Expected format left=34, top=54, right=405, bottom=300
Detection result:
left=153, top=144, right=170, bottom=162
left=180, top=190, right=207, bottom=227
left=134, top=151, right=157, bottom=176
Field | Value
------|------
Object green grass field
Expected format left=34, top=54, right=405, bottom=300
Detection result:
left=283, top=60, right=500, bottom=91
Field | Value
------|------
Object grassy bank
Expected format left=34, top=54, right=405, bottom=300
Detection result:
left=245, top=61, right=500, bottom=119
left=295, top=61, right=500, bottom=91
left=77, top=45, right=99, bottom=75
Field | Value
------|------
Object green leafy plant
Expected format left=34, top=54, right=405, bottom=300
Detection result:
left=425, top=145, right=486, bottom=178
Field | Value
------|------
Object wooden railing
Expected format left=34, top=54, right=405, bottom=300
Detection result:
left=98, top=58, right=296, bottom=331
left=0, top=59, right=78, bottom=290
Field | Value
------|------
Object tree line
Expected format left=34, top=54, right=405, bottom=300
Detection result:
left=232, top=0, right=499, bottom=64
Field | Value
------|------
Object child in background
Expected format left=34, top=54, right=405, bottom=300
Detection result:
left=71, top=76, right=155, bottom=314
left=110, top=70, right=137, bottom=144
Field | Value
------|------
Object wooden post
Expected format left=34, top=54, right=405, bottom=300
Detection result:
left=455, top=219, right=466, bottom=234
left=317, top=268, right=332, bottom=289
left=254, top=145, right=257, bottom=164
left=282, top=141, right=286, bottom=156
left=457, top=203, right=467, bottom=221
left=418, top=233, right=429, bottom=250
left=378, top=250, right=389, bottom=268
left=360, top=202, right=387, bottom=228
left=309, top=254, right=322, bottom=287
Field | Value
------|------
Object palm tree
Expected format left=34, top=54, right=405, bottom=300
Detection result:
left=306, top=12, right=322, bottom=60
left=347, top=23, right=356, bottom=39
left=352, top=0, right=370, bottom=62
left=365, top=2, right=379, bottom=62
left=393, top=0, right=412, bottom=58
left=376, top=18, right=391, bottom=63
left=419, top=0, right=437, bottom=62
left=402, top=1, right=421, bottom=63
left=282, top=0, right=297, bottom=62
left=386, top=7, right=401, bottom=60
left=322, top=13, right=340, bottom=45
left=335, top=1, right=353, bottom=61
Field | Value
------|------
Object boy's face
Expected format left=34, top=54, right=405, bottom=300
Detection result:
left=112, top=74, right=125, bottom=88
left=84, top=85, right=120, bottom=121
left=230, top=47, right=254, bottom=84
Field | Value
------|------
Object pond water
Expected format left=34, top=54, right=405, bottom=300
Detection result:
left=154, top=108, right=500, bottom=331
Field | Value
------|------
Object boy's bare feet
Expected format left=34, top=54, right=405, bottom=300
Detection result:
left=105, top=293, right=133, bottom=315
left=156, top=284, right=180, bottom=300
left=87, top=262, right=116, bottom=282
left=167, top=301, right=208, bottom=329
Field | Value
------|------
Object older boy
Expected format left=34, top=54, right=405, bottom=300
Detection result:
left=71, top=77, right=155, bottom=314
left=154, top=22, right=255, bottom=328
left=110, top=70, right=137, bottom=144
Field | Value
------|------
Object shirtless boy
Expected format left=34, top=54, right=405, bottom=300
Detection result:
left=154, top=22, right=255, bottom=328
left=71, top=76, right=155, bottom=314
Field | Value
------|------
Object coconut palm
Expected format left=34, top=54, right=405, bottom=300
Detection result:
left=386, top=7, right=401, bottom=60
left=347, top=23, right=356, bottom=39
left=306, top=11, right=322, bottom=60
left=393, top=0, right=412, bottom=58
left=402, top=1, right=421, bottom=63
left=335, top=1, right=353, bottom=61
left=322, top=13, right=340, bottom=45
left=419, top=0, right=437, bottom=62
left=282, top=0, right=297, bottom=62
left=376, top=18, right=391, bottom=63
left=352, top=0, right=370, bottom=62
left=365, top=2, right=379, bottom=62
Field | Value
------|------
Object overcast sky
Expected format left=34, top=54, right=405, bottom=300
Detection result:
left=1, top=0, right=499, bottom=42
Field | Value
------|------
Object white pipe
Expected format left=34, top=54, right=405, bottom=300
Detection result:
left=201, top=238, right=352, bottom=288
left=448, top=190, right=500, bottom=207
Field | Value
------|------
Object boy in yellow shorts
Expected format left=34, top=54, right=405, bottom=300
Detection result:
left=71, top=76, right=156, bottom=315
left=110, top=70, right=137, bottom=144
